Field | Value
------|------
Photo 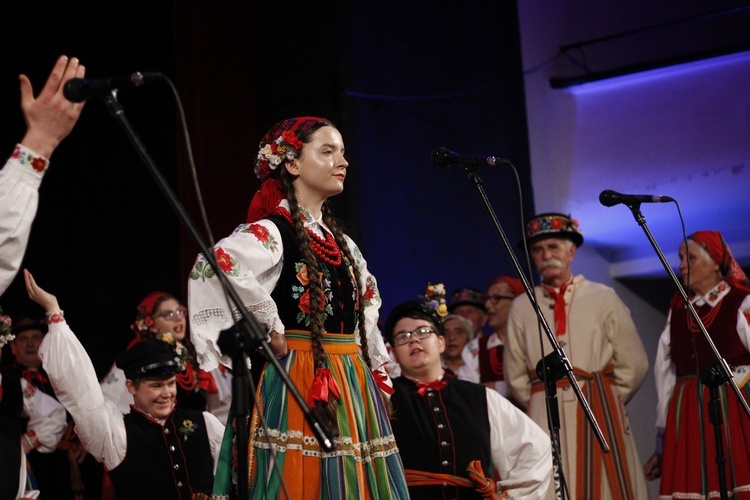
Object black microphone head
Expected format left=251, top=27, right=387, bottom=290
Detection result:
left=599, top=189, right=620, bottom=207
left=63, top=78, right=89, bottom=103
left=431, top=147, right=456, bottom=167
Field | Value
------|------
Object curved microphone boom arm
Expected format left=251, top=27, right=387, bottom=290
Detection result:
left=90, top=83, right=335, bottom=500
left=437, top=149, right=612, bottom=499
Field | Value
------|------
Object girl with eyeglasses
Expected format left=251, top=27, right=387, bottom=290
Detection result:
left=100, top=292, right=231, bottom=423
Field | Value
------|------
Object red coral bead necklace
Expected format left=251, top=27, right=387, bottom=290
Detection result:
left=275, top=207, right=342, bottom=266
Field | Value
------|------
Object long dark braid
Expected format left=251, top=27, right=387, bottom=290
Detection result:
left=280, top=164, right=340, bottom=437
left=321, top=203, right=371, bottom=368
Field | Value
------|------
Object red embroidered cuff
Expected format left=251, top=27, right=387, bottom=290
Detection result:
left=46, top=311, right=64, bottom=324
left=11, top=144, right=49, bottom=175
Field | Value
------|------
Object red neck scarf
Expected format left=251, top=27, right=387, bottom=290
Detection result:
left=543, top=282, right=569, bottom=337
left=23, top=369, right=48, bottom=387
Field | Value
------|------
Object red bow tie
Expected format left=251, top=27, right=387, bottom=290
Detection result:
left=22, top=369, right=48, bottom=387
left=416, top=379, right=447, bottom=396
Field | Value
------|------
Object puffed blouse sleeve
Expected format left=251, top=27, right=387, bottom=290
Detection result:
left=654, top=309, right=676, bottom=429
left=0, top=145, right=47, bottom=294
left=343, top=234, right=390, bottom=371
left=188, top=220, right=286, bottom=372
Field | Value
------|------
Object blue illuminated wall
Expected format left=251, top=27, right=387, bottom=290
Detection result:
left=343, top=2, right=536, bottom=316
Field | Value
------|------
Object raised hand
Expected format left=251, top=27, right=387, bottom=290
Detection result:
left=24, top=269, right=60, bottom=314
left=20, top=55, right=86, bottom=158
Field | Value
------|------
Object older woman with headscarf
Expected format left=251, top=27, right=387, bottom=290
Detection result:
left=643, top=230, right=750, bottom=499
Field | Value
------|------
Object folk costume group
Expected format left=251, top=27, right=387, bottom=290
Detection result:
left=3, top=56, right=750, bottom=500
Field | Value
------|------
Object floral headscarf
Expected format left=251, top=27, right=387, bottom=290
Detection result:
left=688, top=230, right=750, bottom=293
left=131, top=291, right=170, bottom=337
left=246, top=116, right=329, bottom=223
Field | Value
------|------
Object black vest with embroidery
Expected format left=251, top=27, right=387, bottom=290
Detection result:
left=107, top=408, right=213, bottom=499
left=391, top=377, right=492, bottom=499
left=265, top=214, right=358, bottom=334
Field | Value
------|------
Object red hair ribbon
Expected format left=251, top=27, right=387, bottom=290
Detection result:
left=306, top=368, right=341, bottom=406
left=372, top=363, right=394, bottom=395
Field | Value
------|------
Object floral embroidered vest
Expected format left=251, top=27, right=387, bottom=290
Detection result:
left=266, top=214, right=358, bottom=335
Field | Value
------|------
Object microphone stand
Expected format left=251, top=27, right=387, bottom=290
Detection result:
left=100, top=92, right=335, bottom=500
left=462, top=167, right=610, bottom=500
left=622, top=203, right=750, bottom=500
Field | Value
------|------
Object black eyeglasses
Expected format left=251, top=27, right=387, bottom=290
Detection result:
left=392, top=326, right=437, bottom=346
left=486, top=294, right=516, bottom=305
left=153, top=307, right=187, bottom=321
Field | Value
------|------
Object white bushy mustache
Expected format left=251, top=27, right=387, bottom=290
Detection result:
left=537, top=259, right=563, bottom=271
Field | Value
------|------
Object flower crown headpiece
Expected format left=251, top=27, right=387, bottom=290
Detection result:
left=254, top=116, right=326, bottom=181
left=0, top=307, right=14, bottom=348
left=418, top=283, right=449, bottom=323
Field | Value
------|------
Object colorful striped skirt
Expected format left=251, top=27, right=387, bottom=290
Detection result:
left=245, top=330, right=408, bottom=499
left=659, top=376, right=750, bottom=499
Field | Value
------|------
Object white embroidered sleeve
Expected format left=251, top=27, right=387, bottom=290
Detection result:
left=188, top=220, right=285, bottom=371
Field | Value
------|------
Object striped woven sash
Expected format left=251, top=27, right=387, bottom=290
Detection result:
left=531, top=364, right=634, bottom=500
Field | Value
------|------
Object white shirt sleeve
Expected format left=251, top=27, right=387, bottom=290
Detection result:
left=343, top=234, right=390, bottom=372
left=458, top=338, right=480, bottom=383
left=100, top=363, right=134, bottom=415
left=653, top=310, right=676, bottom=429
left=21, top=378, right=67, bottom=453
left=205, top=366, right=232, bottom=426
left=487, top=388, right=552, bottom=499
left=0, top=145, right=47, bottom=294
left=38, top=320, right=128, bottom=470
left=188, top=219, right=285, bottom=372
left=735, top=295, right=750, bottom=354
left=202, top=410, right=225, bottom=474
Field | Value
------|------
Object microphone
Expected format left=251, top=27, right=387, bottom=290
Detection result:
left=63, top=72, right=164, bottom=103
left=431, top=147, right=510, bottom=168
left=599, top=189, right=674, bottom=207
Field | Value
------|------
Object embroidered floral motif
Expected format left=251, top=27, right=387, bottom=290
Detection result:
left=12, top=144, right=48, bottom=173
left=743, top=307, right=750, bottom=326
left=22, top=383, right=36, bottom=398
left=293, top=262, right=334, bottom=326
left=31, top=157, right=47, bottom=172
left=247, top=223, right=279, bottom=252
left=707, top=282, right=728, bottom=302
left=178, top=419, right=199, bottom=441
left=189, top=248, right=239, bottom=281
left=362, top=275, right=378, bottom=306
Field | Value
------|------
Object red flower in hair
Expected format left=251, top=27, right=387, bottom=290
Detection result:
left=281, top=130, right=303, bottom=150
